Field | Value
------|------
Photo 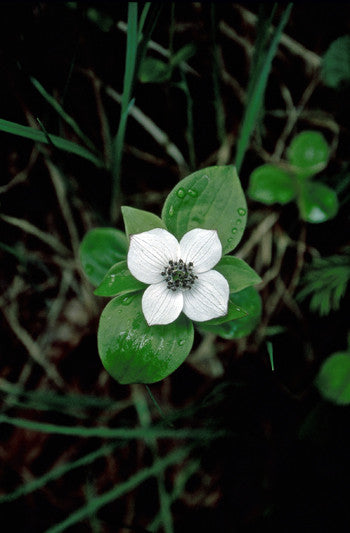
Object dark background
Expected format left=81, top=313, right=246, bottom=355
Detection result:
left=1, top=3, right=350, bottom=532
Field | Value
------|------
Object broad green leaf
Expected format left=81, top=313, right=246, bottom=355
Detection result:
left=215, top=256, right=261, bottom=293
left=0, top=118, right=103, bottom=168
left=298, top=181, right=338, bottom=223
left=316, top=351, right=350, bottom=405
left=287, top=131, right=330, bottom=179
left=94, top=260, right=146, bottom=297
left=98, top=292, right=194, bottom=384
left=162, top=165, right=247, bottom=254
left=198, top=294, right=247, bottom=327
left=248, top=164, right=296, bottom=205
left=139, top=57, right=171, bottom=83
left=199, top=287, right=262, bottom=339
left=80, top=228, right=128, bottom=286
left=321, top=35, right=350, bottom=89
left=121, top=206, right=166, bottom=240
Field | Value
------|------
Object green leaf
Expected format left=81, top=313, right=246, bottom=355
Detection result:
left=316, top=351, right=350, bottom=405
left=298, top=181, right=338, bottom=223
left=86, top=7, right=114, bottom=32
left=321, top=35, right=350, bottom=89
left=199, top=294, right=248, bottom=327
left=287, top=131, right=330, bottom=179
left=94, top=260, right=146, bottom=297
left=235, top=4, right=293, bottom=172
left=80, top=228, right=128, bottom=286
left=97, top=292, right=194, bottom=384
left=138, top=57, right=171, bottom=83
left=215, top=256, right=261, bottom=293
left=30, top=77, right=98, bottom=154
left=248, top=164, right=296, bottom=205
left=0, top=118, right=103, bottom=168
left=162, top=165, right=247, bottom=254
left=170, top=43, right=196, bottom=69
left=121, top=206, right=166, bottom=240
left=198, top=287, right=262, bottom=339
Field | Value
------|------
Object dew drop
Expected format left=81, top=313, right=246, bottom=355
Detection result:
left=178, top=339, right=186, bottom=346
left=236, top=219, right=242, bottom=225
left=176, top=188, right=186, bottom=198
left=237, top=207, right=246, bottom=216
left=169, top=205, right=175, bottom=216
left=187, top=188, right=198, bottom=198
left=122, top=295, right=134, bottom=306
left=232, top=228, right=237, bottom=234
left=228, top=237, right=234, bottom=243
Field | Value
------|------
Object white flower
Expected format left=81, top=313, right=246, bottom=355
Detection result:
left=127, top=228, right=229, bottom=326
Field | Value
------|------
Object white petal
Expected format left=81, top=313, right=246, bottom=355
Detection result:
left=179, top=229, right=222, bottom=273
left=142, top=282, right=184, bottom=325
left=127, top=228, right=180, bottom=284
left=182, top=270, right=229, bottom=322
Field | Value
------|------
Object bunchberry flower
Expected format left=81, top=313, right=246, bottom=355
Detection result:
left=127, top=228, right=229, bottom=325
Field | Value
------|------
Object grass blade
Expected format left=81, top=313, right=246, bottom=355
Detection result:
left=0, top=118, right=104, bottom=168
left=30, top=76, right=99, bottom=154
left=0, top=443, right=117, bottom=504
left=45, top=447, right=190, bottom=533
left=110, top=2, right=139, bottom=222
left=235, top=4, right=293, bottom=173
left=0, top=413, right=223, bottom=440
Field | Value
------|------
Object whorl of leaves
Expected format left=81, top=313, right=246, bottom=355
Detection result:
left=297, top=250, right=350, bottom=315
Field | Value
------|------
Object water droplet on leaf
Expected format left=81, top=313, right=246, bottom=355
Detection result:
left=122, top=295, right=134, bottom=306
left=169, top=205, right=175, bottom=216
left=187, top=188, right=198, bottom=198
left=236, top=219, right=242, bottom=225
left=237, top=208, right=246, bottom=216
left=176, top=188, right=186, bottom=198
left=232, top=228, right=237, bottom=234
left=178, top=339, right=186, bottom=346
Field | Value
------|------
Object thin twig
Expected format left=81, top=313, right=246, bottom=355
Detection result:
left=0, top=213, right=70, bottom=256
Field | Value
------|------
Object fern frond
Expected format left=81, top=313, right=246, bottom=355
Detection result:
left=297, top=250, right=350, bottom=315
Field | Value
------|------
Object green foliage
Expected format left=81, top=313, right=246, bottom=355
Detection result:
left=248, top=130, right=338, bottom=223
left=121, top=206, right=166, bottom=240
left=0, top=118, right=103, bottom=168
left=79, top=165, right=261, bottom=384
left=162, top=165, right=247, bottom=254
left=94, top=260, right=146, bottom=297
left=322, top=35, right=350, bottom=89
left=97, top=292, right=194, bottom=384
left=215, top=256, right=262, bottom=293
left=200, top=295, right=248, bottom=327
left=235, top=4, right=293, bottom=172
left=248, top=164, right=296, bottom=205
left=199, top=287, right=262, bottom=339
left=315, top=351, right=350, bottom=405
left=299, top=181, right=339, bottom=223
left=139, top=44, right=196, bottom=84
left=79, top=228, right=128, bottom=286
left=287, top=130, right=330, bottom=179
left=297, top=251, right=350, bottom=315
left=110, top=3, right=162, bottom=222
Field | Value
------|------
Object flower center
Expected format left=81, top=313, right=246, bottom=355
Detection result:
left=161, top=259, right=198, bottom=291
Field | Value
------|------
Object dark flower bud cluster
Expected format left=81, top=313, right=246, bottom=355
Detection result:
left=161, top=259, right=198, bottom=291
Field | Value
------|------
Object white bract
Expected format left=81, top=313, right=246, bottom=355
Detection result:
left=127, top=227, right=229, bottom=326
